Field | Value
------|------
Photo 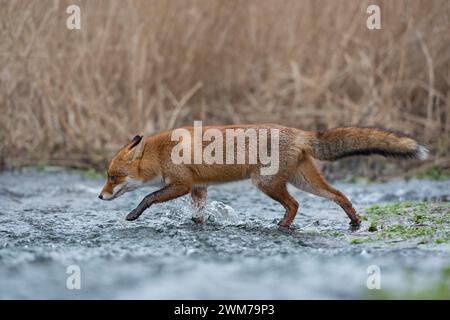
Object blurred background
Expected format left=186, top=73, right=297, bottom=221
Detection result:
left=1, top=1, right=450, bottom=300
left=1, top=0, right=449, bottom=179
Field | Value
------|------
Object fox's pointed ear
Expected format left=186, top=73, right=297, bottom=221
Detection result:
left=125, top=135, right=145, bottom=161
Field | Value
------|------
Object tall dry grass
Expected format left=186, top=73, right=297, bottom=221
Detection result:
left=0, top=0, right=449, bottom=175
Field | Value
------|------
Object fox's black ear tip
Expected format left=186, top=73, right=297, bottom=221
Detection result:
left=129, top=135, right=144, bottom=149
left=131, top=135, right=143, bottom=143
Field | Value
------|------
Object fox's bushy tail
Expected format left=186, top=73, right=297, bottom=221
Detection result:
left=308, top=127, right=428, bottom=161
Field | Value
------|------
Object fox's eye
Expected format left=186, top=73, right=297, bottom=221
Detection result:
left=109, top=175, right=117, bottom=183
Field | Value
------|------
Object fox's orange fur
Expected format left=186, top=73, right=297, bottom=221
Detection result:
left=99, top=124, right=427, bottom=227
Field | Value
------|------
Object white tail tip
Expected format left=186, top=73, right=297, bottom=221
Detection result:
left=416, top=145, right=429, bottom=160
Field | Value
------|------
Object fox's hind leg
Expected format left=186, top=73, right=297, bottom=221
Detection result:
left=191, top=187, right=207, bottom=224
left=290, top=155, right=361, bottom=226
left=252, top=175, right=299, bottom=227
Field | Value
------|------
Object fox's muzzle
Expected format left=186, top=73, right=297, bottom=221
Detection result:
left=98, top=190, right=117, bottom=201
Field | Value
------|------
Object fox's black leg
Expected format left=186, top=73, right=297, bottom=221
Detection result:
left=126, top=183, right=191, bottom=221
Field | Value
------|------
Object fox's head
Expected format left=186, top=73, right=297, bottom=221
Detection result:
left=99, top=135, right=147, bottom=201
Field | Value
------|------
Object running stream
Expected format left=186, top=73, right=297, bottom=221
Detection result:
left=0, top=168, right=449, bottom=299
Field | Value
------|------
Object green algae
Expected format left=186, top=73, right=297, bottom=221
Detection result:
left=350, top=202, right=450, bottom=245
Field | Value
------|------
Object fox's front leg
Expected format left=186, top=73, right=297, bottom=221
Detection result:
left=126, top=183, right=191, bottom=221
left=191, top=187, right=208, bottom=224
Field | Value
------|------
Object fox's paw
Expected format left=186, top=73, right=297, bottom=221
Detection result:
left=277, top=220, right=292, bottom=229
left=191, top=216, right=204, bottom=224
left=126, top=209, right=142, bottom=221
left=351, top=214, right=361, bottom=225
left=349, top=215, right=361, bottom=231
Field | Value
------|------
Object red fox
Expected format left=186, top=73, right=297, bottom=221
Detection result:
left=99, top=124, right=428, bottom=227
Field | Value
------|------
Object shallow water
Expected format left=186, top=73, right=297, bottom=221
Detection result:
left=0, top=168, right=449, bottom=299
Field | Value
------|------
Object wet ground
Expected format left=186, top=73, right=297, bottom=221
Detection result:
left=0, top=168, right=449, bottom=299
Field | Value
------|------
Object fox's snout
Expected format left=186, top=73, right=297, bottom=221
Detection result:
left=98, top=179, right=119, bottom=200
left=98, top=192, right=115, bottom=200
left=98, top=187, right=117, bottom=201
left=99, top=177, right=145, bottom=201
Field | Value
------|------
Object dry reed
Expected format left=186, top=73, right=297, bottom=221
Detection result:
left=0, top=0, right=449, bottom=176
